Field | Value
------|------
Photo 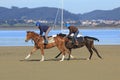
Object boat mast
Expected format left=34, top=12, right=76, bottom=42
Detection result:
left=61, top=0, right=63, bottom=31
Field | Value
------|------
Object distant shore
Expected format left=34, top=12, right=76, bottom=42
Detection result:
left=0, top=26, right=120, bottom=30
left=0, top=26, right=36, bottom=30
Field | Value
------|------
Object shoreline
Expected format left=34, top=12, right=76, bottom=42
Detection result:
left=1, top=26, right=120, bottom=30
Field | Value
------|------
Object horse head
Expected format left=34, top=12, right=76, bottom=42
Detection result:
left=25, top=31, right=41, bottom=42
left=25, top=31, right=43, bottom=45
left=25, top=31, right=34, bottom=42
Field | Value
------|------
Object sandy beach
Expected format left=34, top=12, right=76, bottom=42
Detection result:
left=0, top=45, right=120, bottom=80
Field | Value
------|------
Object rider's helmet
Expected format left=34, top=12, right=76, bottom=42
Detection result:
left=65, top=23, right=70, bottom=28
left=36, top=22, right=41, bottom=26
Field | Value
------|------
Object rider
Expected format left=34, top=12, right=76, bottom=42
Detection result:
left=65, top=23, right=79, bottom=45
left=35, top=22, right=51, bottom=44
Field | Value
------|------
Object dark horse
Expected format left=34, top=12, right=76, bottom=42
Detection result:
left=55, top=33, right=102, bottom=60
left=25, top=31, right=69, bottom=61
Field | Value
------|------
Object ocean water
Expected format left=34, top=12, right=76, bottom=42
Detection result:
left=0, top=29, right=120, bottom=46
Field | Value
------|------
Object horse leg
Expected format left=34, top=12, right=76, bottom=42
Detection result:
left=59, top=50, right=66, bottom=62
left=59, top=49, right=73, bottom=61
left=41, top=55, right=44, bottom=61
left=67, top=49, right=72, bottom=60
left=40, top=48, right=45, bottom=61
left=25, top=47, right=37, bottom=60
left=56, top=44, right=66, bottom=61
left=70, top=55, right=74, bottom=59
left=55, top=52, right=62, bottom=58
left=88, top=49, right=93, bottom=60
left=92, top=47, right=102, bottom=59
left=86, top=46, right=93, bottom=60
left=60, top=54, right=65, bottom=62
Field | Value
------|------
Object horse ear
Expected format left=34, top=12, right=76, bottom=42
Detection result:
left=27, top=31, right=29, bottom=33
left=27, top=31, right=32, bottom=33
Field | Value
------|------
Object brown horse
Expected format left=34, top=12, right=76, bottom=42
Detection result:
left=25, top=31, right=69, bottom=61
left=55, top=33, right=102, bottom=60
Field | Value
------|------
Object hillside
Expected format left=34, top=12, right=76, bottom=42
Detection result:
left=81, top=7, right=120, bottom=20
left=0, top=6, right=79, bottom=21
left=0, top=6, right=120, bottom=20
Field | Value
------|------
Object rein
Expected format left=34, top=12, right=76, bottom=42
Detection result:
left=35, top=37, right=41, bottom=43
left=33, top=36, right=42, bottom=46
left=30, top=33, right=42, bottom=45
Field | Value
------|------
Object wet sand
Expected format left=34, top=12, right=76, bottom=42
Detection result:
left=0, top=45, right=120, bottom=80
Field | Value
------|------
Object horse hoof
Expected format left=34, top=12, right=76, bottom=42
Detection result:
left=86, top=58, right=90, bottom=60
left=59, top=60, right=64, bottom=62
left=70, top=55, right=74, bottom=59
left=40, top=60, right=44, bottom=62
left=100, top=57, right=103, bottom=60
left=24, top=58, right=28, bottom=60
left=67, top=59, right=70, bottom=60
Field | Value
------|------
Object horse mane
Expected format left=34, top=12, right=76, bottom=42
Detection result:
left=27, top=31, right=40, bottom=37
left=57, top=33, right=66, bottom=37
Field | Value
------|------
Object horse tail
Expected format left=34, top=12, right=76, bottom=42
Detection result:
left=84, top=36, right=99, bottom=42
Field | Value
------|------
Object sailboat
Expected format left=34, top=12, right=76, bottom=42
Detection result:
left=61, top=0, right=64, bottom=31
left=53, top=0, right=69, bottom=34
left=53, top=0, right=82, bottom=36
left=60, top=0, right=82, bottom=36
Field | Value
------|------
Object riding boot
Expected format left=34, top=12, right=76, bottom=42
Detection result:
left=72, top=38, right=75, bottom=44
left=44, top=40, right=48, bottom=44
left=75, top=40, right=79, bottom=45
left=72, top=40, right=78, bottom=46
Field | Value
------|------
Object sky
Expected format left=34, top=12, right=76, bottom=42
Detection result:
left=0, top=0, right=120, bottom=14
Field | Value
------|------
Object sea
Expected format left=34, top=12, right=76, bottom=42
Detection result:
left=0, top=29, right=120, bottom=46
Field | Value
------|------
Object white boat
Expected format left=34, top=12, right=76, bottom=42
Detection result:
left=53, top=0, right=83, bottom=36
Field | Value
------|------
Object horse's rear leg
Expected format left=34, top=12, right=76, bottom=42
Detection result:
left=25, top=47, right=37, bottom=60
left=92, top=47, right=102, bottom=59
left=88, top=49, right=93, bottom=60
left=55, top=52, right=62, bottom=58
left=67, top=54, right=74, bottom=60
left=67, top=49, right=72, bottom=60
left=86, top=46, right=93, bottom=60
left=59, top=49, right=67, bottom=62
left=55, top=52, right=74, bottom=59
left=60, top=54, right=65, bottom=62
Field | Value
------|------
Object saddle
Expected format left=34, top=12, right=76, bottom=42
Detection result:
left=67, top=36, right=84, bottom=44
left=77, top=37, right=84, bottom=43
left=42, top=36, right=55, bottom=44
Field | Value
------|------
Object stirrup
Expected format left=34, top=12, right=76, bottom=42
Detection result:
left=44, top=40, right=48, bottom=44
left=75, top=41, right=79, bottom=45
